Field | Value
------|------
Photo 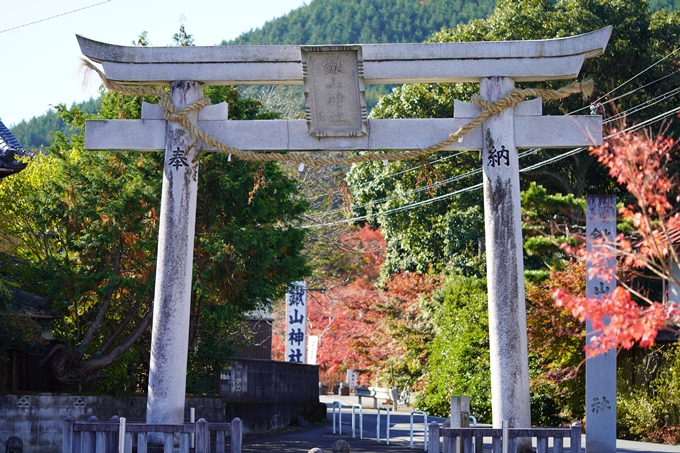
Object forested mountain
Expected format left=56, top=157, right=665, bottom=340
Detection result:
left=10, top=98, right=100, bottom=150
left=224, top=0, right=496, bottom=45
left=650, top=0, right=680, bottom=11
left=225, top=0, right=678, bottom=46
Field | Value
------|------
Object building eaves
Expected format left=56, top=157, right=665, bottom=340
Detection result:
left=0, top=118, right=32, bottom=178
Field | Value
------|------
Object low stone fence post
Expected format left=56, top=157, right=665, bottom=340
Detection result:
left=62, top=416, right=75, bottom=453
left=231, top=417, right=242, bottom=453
left=428, top=421, right=440, bottom=453
left=195, top=418, right=208, bottom=453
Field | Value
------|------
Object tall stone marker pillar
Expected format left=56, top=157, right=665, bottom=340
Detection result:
left=481, top=77, right=531, bottom=432
left=146, top=81, right=203, bottom=426
left=585, top=194, right=617, bottom=453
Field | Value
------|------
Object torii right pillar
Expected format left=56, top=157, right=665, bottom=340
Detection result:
left=480, top=76, right=532, bottom=437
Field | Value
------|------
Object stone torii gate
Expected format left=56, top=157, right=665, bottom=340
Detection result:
left=77, top=26, right=611, bottom=432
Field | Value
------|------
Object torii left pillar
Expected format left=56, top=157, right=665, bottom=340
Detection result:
left=146, top=81, right=202, bottom=427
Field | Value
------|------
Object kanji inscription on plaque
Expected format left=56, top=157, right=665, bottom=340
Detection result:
left=301, top=45, right=368, bottom=137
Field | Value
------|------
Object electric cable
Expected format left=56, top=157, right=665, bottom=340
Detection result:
left=302, top=103, right=680, bottom=228
left=571, top=47, right=680, bottom=115
left=0, top=1, right=112, bottom=34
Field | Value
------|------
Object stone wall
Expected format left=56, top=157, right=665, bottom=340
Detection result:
left=220, top=358, right=326, bottom=432
left=0, top=394, right=224, bottom=453
left=0, top=359, right=325, bottom=452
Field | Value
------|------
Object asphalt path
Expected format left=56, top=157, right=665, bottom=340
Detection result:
left=242, top=395, right=443, bottom=452
left=241, top=395, right=680, bottom=453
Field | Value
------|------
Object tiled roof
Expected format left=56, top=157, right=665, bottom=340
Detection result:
left=0, top=119, right=25, bottom=153
left=0, top=118, right=31, bottom=177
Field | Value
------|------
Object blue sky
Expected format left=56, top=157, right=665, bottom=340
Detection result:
left=0, top=0, right=309, bottom=127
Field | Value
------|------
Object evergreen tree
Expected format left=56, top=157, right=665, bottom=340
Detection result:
left=347, top=0, right=680, bottom=275
left=0, top=87, right=309, bottom=393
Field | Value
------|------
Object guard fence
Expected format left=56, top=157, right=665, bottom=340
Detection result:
left=62, top=415, right=242, bottom=453
left=427, top=421, right=582, bottom=453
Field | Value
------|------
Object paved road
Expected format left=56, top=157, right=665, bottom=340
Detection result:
left=242, top=395, right=442, bottom=453
left=242, top=395, right=679, bottom=452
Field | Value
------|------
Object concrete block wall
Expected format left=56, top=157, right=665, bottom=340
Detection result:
left=0, top=394, right=225, bottom=453
left=0, top=359, right=323, bottom=450
left=220, top=358, right=319, bottom=403
left=219, top=358, right=326, bottom=433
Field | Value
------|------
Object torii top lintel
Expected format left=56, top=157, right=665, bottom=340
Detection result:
left=77, top=26, right=611, bottom=86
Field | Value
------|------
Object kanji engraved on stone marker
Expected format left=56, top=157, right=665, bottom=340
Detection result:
left=288, top=348, right=303, bottom=363
left=288, top=288, right=305, bottom=306
left=301, top=45, right=368, bottom=137
left=488, top=145, right=510, bottom=167
left=323, top=56, right=343, bottom=74
left=590, top=227, right=613, bottom=240
left=168, top=147, right=190, bottom=170
left=591, top=396, right=612, bottom=413
left=289, top=308, right=305, bottom=324
left=593, top=281, right=610, bottom=295
left=586, top=194, right=617, bottom=453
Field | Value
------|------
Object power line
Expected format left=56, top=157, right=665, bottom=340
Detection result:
left=306, top=150, right=548, bottom=220
left=304, top=166, right=482, bottom=219
left=307, top=66, right=680, bottom=209
left=305, top=148, right=544, bottom=219
left=379, top=149, right=469, bottom=179
left=0, top=1, right=112, bottom=34
left=571, top=47, right=680, bottom=115
left=303, top=103, right=680, bottom=229
left=305, top=75, right=680, bottom=219
left=606, top=86, right=680, bottom=124
left=305, top=183, right=484, bottom=228
left=301, top=52, right=680, bottom=222
left=595, top=47, right=680, bottom=104
left=604, top=69, right=680, bottom=107
left=520, top=104, right=680, bottom=173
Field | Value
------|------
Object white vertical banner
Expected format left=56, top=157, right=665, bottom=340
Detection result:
left=347, top=369, right=358, bottom=391
left=307, top=335, right=319, bottom=365
left=285, top=281, right=307, bottom=363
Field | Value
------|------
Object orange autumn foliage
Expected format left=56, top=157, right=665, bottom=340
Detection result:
left=273, top=225, right=442, bottom=383
left=554, top=130, right=680, bottom=355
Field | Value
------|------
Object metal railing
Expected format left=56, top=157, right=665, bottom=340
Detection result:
left=351, top=403, right=363, bottom=439
left=376, top=406, right=391, bottom=445
left=410, top=410, right=428, bottom=450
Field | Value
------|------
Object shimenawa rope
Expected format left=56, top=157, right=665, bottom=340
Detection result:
left=81, top=58, right=594, bottom=167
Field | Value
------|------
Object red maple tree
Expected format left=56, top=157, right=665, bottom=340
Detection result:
left=272, top=225, right=442, bottom=385
left=554, top=130, right=680, bottom=355
left=272, top=225, right=386, bottom=375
